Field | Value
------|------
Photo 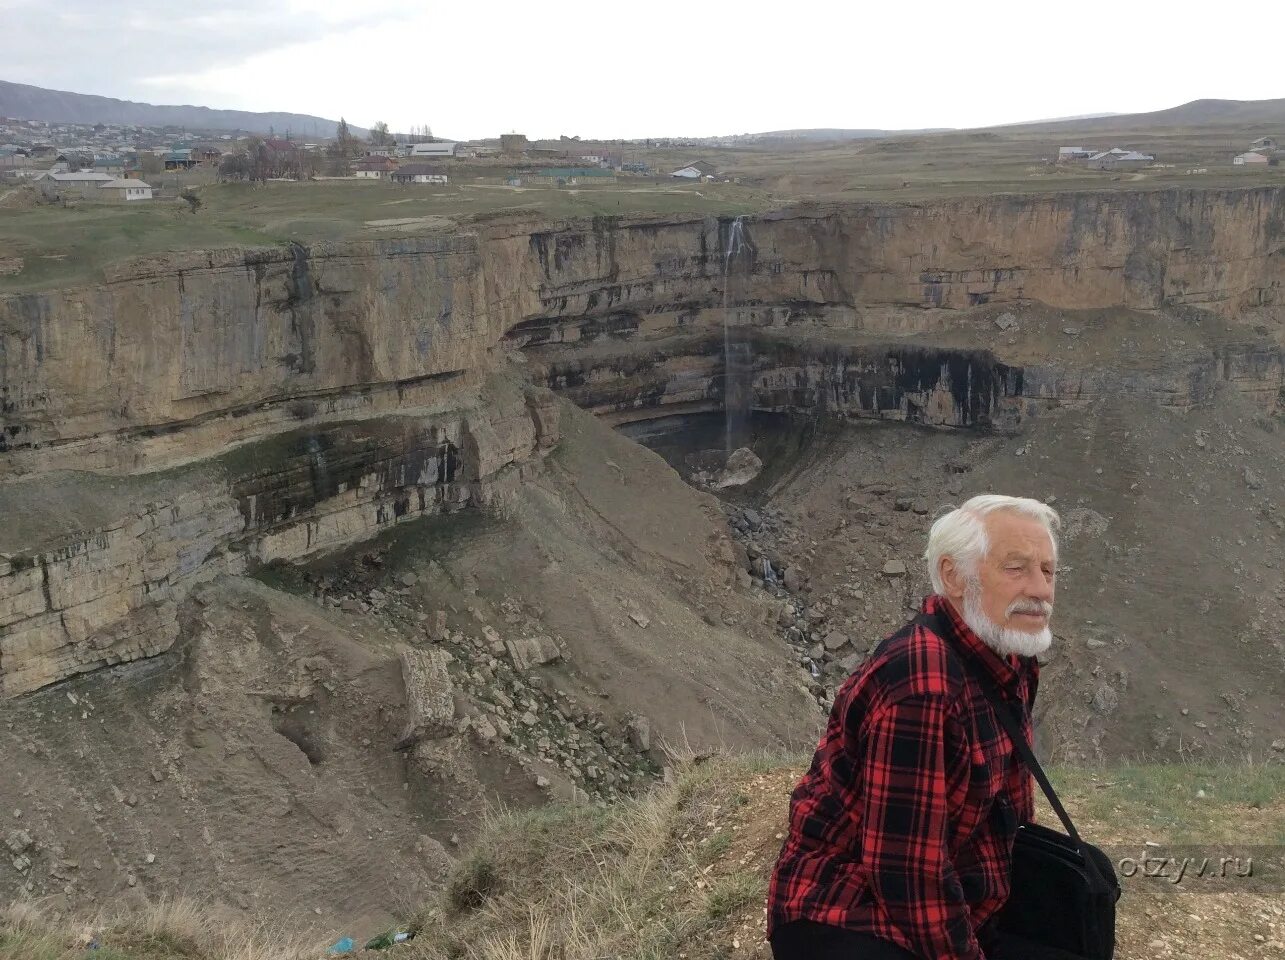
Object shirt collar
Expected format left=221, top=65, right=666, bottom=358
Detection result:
left=922, top=594, right=1027, bottom=698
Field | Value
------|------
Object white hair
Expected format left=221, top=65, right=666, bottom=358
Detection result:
left=924, top=494, right=1061, bottom=595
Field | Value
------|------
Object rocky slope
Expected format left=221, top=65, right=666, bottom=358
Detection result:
left=0, top=400, right=813, bottom=919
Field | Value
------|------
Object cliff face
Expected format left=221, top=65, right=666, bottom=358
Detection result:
left=0, top=379, right=558, bottom=696
left=3, top=188, right=1283, bottom=475
left=1, top=187, right=1283, bottom=694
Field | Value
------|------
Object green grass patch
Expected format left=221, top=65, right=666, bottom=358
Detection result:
left=704, top=872, right=761, bottom=921
left=0, top=178, right=773, bottom=293
left=1047, top=761, right=1285, bottom=843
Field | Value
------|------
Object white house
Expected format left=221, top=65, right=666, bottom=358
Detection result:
left=98, top=178, right=153, bottom=201
left=390, top=163, right=448, bottom=184
left=1087, top=150, right=1154, bottom=170
left=44, top=171, right=116, bottom=194
left=354, top=156, right=399, bottom=178
left=409, top=141, right=457, bottom=158
left=671, top=160, right=715, bottom=179
left=1234, top=151, right=1270, bottom=166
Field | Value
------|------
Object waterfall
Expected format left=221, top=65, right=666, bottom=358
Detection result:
left=305, top=434, right=330, bottom=499
left=722, top=216, right=754, bottom=453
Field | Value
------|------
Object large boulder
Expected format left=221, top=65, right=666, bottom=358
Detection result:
left=711, top=448, right=763, bottom=490
left=505, top=635, right=563, bottom=671
left=396, top=647, right=456, bottom=747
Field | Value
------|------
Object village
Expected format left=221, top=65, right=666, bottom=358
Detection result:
left=1053, top=136, right=1279, bottom=170
left=0, top=116, right=727, bottom=203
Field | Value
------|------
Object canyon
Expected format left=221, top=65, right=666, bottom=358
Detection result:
left=1, top=185, right=1283, bottom=918
left=3, top=187, right=1284, bottom=695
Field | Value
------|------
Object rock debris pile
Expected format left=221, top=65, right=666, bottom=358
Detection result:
left=301, top=554, right=660, bottom=803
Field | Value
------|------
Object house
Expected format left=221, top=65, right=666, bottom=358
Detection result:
left=390, top=163, right=449, bottom=184
left=408, top=141, right=457, bottom=158
left=1250, top=137, right=1277, bottom=151
left=367, top=147, right=397, bottom=158
left=194, top=146, right=223, bottom=166
left=1234, top=151, right=1271, bottom=166
left=93, top=156, right=125, bottom=175
left=164, top=148, right=196, bottom=170
left=1057, top=146, right=1094, bottom=161
left=44, top=170, right=116, bottom=195
left=98, top=178, right=153, bottom=201
left=671, top=161, right=716, bottom=179
left=354, top=155, right=399, bottom=178
left=1087, top=150, right=1154, bottom=170
left=500, top=133, right=528, bottom=155
left=51, top=152, right=92, bottom=173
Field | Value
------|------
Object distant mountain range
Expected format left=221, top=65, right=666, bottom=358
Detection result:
left=1003, top=98, right=1285, bottom=133
left=715, top=128, right=953, bottom=143
left=3, top=80, right=1281, bottom=145
left=0, top=80, right=362, bottom=138
left=732, top=98, right=1284, bottom=142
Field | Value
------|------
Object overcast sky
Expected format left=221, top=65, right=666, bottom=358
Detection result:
left=2, top=0, right=1281, bottom=139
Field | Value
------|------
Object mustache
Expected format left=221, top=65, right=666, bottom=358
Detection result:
left=1007, top=598, right=1053, bottom=617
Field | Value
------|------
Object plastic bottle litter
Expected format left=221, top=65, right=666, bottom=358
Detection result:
left=364, top=930, right=413, bottom=950
left=326, top=937, right=355, bottom=955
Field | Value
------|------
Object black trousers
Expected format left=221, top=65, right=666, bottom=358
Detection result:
left=770, top=919, right=1090, bottom=959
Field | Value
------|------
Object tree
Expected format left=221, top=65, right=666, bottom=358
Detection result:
left=218, top=151, right=251, bottom=181
left=369, top=121, right=392, bottom=146
left=180, top=188, right=202, bottom=214
left=327, top=117, right=355, bottom=176
left=139, top=153, right=163, bottom=176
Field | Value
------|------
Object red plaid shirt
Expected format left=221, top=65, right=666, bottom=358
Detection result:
left=766, top=594, right=1039, bottom=960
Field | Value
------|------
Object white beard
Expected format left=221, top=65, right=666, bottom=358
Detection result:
left=962, top=582, right=1053, bottom=659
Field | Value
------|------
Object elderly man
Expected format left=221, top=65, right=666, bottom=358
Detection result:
left=767, top=494, right=1068, bottom=960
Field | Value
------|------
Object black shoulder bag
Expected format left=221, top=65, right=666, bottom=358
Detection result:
left=916, top=614, right=1122, bottom=959
left=982, top=689, right=1121, bottom=959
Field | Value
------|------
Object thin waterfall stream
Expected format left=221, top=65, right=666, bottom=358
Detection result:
left=722, top=216, right=755, bottom=454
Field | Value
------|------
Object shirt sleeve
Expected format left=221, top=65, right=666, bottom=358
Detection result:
left=856, top=694, right=984, bottom=960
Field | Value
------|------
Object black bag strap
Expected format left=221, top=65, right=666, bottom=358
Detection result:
left=913, top=612, right=1083, bottom=847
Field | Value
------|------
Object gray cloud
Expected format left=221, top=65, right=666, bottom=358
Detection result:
left=0, top=0, right=379, bottom=101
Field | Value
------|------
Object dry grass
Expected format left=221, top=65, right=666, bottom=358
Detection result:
left=3, top=757, right=1282, bottom=959
left=403, top=756, right=785, bottom=960
left=0, top=897, right=328, bottom=960
left=404, top=755, right=1285, bottom=960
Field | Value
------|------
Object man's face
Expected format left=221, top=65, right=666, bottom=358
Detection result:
left=974, top=511, right=1056, bottom=633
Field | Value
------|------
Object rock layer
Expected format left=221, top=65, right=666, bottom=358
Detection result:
left=0, top=378, right=559, bottom=696
left=2, top=188, right=1284, bottom=475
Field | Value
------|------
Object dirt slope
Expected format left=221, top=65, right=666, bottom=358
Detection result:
left=0, top=400, right=816, bottom=932
left=682, top=377, right=1285, bottom=764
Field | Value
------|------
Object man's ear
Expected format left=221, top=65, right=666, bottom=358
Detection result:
left=940, top=557, right=966, bottom=600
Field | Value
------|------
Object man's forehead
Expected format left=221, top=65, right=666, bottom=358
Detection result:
left=984, top=512, right=1056, bottom=556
